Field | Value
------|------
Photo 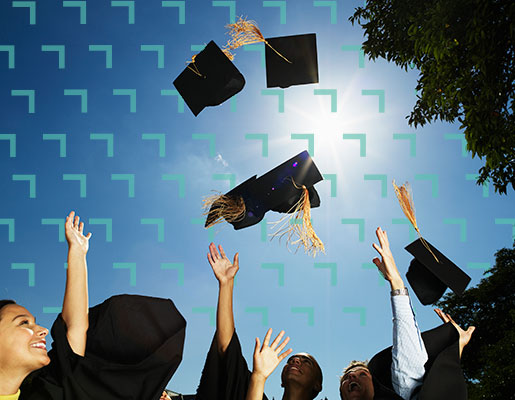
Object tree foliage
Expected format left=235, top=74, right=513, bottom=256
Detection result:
left=350, top=0, right=515, bottom=194
left=436, top=243, right=515, bottom=399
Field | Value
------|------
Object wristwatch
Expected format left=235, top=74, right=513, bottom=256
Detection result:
left=391, top=287, right=409, bottom=296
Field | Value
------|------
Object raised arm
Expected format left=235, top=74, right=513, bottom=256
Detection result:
left=372, top=227, right=427, bottom=400
left=246, top=329, right=292, bottom=400
left=207, top=243, right=239, bottom=354
left=62, top=211, right=92, bottom=356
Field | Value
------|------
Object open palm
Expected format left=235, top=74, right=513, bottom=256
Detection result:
left=252, top=329, right=292, bottom=379
left=207, top=243, right=239, bottom=284
left=65, top=211, right=92, bottom=254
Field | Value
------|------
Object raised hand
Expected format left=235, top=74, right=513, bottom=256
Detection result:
left=207, top=243, right=239, bottom=285
left=372, top=227, right=404, bottom=290
left=434, top=308, right=475, bottom=358
left=65, top=211, right=92, bottom=254
left=252, top=328, right=292, bottom=379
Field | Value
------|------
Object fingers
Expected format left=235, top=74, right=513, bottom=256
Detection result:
left=372, top=242, right=383, bottom=257
left=65, top=212, right=90, bottom=238
left=375, top=227, right=386, bottom=248
left=218, top=244, right=227, bottom=259
left=275, top=335, right=290, bottom=353
left=270, top=330, right=285, bottom=349
left=446, top=314, right=463, bottom=332
left=372, top=257, right=382, bottom=268
left=66, top=211, right=74, bottom=226
left=208, top=242, right=220, bottom=260
left=382, top=229, right=390, bottom=246
left=262, top=328, right=273, bottom=348
left=278, top=348, right=293, bottom=362
left=262, top=330, right=290, bottom=353
left=434, top=308, right=450, bottom=323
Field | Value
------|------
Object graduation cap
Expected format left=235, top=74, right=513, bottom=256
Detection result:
left=223, top=18, right=318, bottom=88
left=405, top=238, right=471, bottom=305
left=173, top=40, right=245, bottom=116
left=392, top=181, right=471, bottom=304
left=264, top=33, right=318, bottom=88
left=203, top=150, right=325, bottom=255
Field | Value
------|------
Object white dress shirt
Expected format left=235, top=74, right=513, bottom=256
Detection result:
left=390, top=293, right=428, bottom=399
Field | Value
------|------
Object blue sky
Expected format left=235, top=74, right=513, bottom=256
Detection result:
left=1, top=1, right=514, bottom=399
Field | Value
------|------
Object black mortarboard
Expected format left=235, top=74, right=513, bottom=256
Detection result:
left=265, top=33, right=318, bottom=88
left=173, top=40, right=245, bottom=116
left=405, top=238, right=471, bottom=305
left=203, top=150, right=324, bottom=254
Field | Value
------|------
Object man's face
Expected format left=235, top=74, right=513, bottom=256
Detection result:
left=281, top=354, right=321, bottom=395
left=0, top=305, right=50, bottom=373
left=339, top=366, right=374, bottom=400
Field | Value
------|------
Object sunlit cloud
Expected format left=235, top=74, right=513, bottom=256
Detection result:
left=214, top=153, right=229, bottom=167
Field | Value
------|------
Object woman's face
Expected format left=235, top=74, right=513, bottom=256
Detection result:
left=0, top=304, right=50, bottom=373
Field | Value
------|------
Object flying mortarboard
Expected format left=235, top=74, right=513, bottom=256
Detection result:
left=393, top=181, right=471, bottom=304
left=405, top=238, right=471, bottom=305
left=223, top=17, right=319, bottom=88
left=172, top=40, right=245, bottom=116
left=264, top=33, right=318, bottom=88
left=203, top=150, right=324, bottom=256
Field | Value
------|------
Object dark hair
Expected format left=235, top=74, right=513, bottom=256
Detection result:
left=0, top=299, right=16, bottom=320
left=283, top=353, right=323, bottom=399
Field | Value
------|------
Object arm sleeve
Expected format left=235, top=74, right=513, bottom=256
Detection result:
left=390, top=294, right=428, bottom=400
left=196, top=331, right=268, bottom=400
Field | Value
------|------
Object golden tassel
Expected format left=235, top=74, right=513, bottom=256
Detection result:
left=392, top=180, right=439, bottom=263
left=202, top=193, right=246, bottom=228
left=270, top=181, right=325, bottom=257
left=223, top=17, right=292, bottom=63
left=186, top=16, right=291, bottom=74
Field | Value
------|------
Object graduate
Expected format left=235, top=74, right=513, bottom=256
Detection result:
left=338, top=228, right=474, bottom=400
left=195, top=243, right=323, bottom=400
left=0, top=211, right=186, bottom=400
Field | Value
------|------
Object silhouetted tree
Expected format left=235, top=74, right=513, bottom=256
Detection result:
left=436, top=242, right=515, bottom=399
left=350, top=0, right=515, bottom=194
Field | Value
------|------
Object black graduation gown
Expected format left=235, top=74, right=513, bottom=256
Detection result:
left=20, top=294, right=186, bottom=400
left=195, top=331, right=268, bottom=400
left=367, top=322, right=467, bottom=400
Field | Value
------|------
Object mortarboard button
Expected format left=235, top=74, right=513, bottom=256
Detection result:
left=264, top=33, right=319, bottom=88
left=405, top=238, right=471, bottom=305
left=173, top=40, right=245, bottom=116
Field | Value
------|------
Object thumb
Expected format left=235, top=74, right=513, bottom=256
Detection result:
left=233, top=252, right=239, bottom=267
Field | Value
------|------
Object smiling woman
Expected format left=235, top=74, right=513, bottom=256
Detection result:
left=0, top=301, right=51, bottom=399
left=0, top=211, right=92, bottom=399
left=0, top=213, right=187, bottom=400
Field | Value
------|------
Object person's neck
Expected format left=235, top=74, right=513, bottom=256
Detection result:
left=281, top=385, right=313, bottom=400
left=0, top=368, right=26, bottom=396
